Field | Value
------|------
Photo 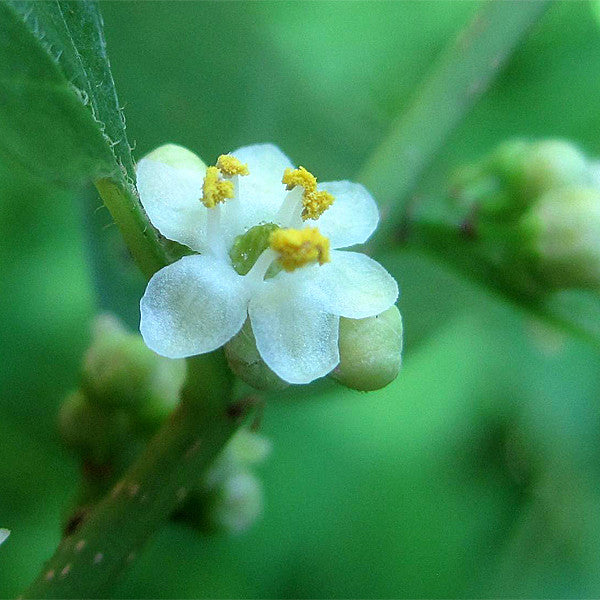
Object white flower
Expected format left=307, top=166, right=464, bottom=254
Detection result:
left=137, top=143, right=398, bottom=384
left=0, top=529, right=9, bottom=546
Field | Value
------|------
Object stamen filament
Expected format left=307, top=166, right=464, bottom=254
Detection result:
left=246, top=248, right=278, bottom=283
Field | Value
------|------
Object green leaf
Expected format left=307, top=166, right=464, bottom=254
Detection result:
left=8, top=0, right=135, bottom=179
left=0, top=1, right=115, bottom=185
left=0, top=1, right=170, bottom=277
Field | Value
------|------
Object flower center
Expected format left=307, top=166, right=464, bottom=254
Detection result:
left=269, top=227, right=330, bottom=272
left=229, top=223, right=280, bottom=276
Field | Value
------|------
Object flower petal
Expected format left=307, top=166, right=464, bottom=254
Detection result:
left=140, top=255, right=249, bottom=358
left=0, top=529, right=9, bottom=546
left=314, top=181, right=379, bottom=248
left=249, top=279, right=340, bottom=384
left=136, top=145, right=208, bottom=252
left=301, top=250, right=398, bottom=319
left=228, top=144, right=294, bottom=233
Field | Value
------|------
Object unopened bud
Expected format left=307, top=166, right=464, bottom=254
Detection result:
left=331, top=305, right=403, bottom=392
left=81, top=315, right=186, bottom=422
left=225, top=320, right=288, bottom=391
left=514, top=140, right=590, bottom=204
left=519, top=186, right=600, bottom=290
left=208, top=470, right=263, bottom=534
left=175, top=428, right=269, bottom=535
left=450, top=139, right=592, bottom=220
left=143, top=143, right=206, bottom=172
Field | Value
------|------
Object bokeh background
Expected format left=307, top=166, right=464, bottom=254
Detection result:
left=3, top=1, right=600, bottom=597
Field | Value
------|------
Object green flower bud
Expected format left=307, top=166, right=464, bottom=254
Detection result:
left=450, top=140, right=529, bottom=218
left=81, top=314, right=186, bottom=419
left=449, top=139, right=592, bottom=220
left=227, top=429, right=272, bottom=466
left=331, top=305, right=403, bottom=392
left=518, top=186, right=600, bottom=290
left=143, top=143, right=206, bottom=171
left=225, top=320, right=288, bottom=391
left=58, top=390, right=131, bottom=464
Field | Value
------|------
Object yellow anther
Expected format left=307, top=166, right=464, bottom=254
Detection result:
left=269, top=227, right=330, bottom=272
left=216, top=154, right=249, bottom=177
left=282, top=166, right=317, bottom=193
left=201, top=166, right=234, bottom=208
left=302, top=190, right=335, bottom=221
left=282, top=166, right=335, bottom=220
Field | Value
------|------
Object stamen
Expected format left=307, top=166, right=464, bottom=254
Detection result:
left=282, top=166, right=317, bottom=192
left=281, top=166, right=334, bottom=221
left=217, top=155, right=250, bottom=177
left=269, top=227, right=330, bottom=272
left=302, top=190, right=334, bottom=221
left=201, top=166, right=234, bottom=208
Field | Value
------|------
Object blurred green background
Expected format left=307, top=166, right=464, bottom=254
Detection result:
left=3, top=1, right=600, bottom=597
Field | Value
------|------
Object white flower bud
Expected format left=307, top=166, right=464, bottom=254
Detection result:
left=514, top=140, right=590, bottom=204
left=519, top=186, right=600, bottom=290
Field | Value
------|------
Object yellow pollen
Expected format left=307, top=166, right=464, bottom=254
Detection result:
left=216, top=154, right=249, bottom=176
left=282, top=166, right=335, bottom=220
left=302, top=190, right=335, bottom=221
left=269, top=227, right=330, bottom=272
left=282, top=166, right=317, bottom=192
left=201, top=166, right=234, bottom=208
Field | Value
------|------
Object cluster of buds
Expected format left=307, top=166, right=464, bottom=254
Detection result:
left=448, top=139, right=600, bottom=292
left=58, top=315, right=268, bottom=535
left=59, top=314, right=187, bottom=466
left=175, top=429, right=271, bottom=535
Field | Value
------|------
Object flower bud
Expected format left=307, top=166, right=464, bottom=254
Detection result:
left=177, top=470, right=263, bottom=536
left=227, top=429, right=272, bottom=466
left=513, top=140, right=590, bottom=204
left=207, top=470, right=263, bottom=534
left=58, top=390, right=131, bottom=464
left=175, top=429, right=269, bottom=535
left=224, top=320, right=288, bottom=391
left=331, top=305, right=403, bottom=392
left=81, top=314, right=186, bottom=421
left=142, top=143, right=206, bottom=171
left=518, top=186, right=600, bottom=290
left=450, top=139, right=592, bottom=220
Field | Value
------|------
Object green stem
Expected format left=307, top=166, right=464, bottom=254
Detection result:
left=22, top=352, right=247, bottom=599
left=95, top=177, right=170, bottom=279
left=358, top=0, right=550, bottom=249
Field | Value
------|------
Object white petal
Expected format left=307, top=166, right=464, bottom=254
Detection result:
left=249, top=279, right=340, bottom=384
left=302, top=250, right=398, bottom=319
left=314, top=181, right=379, bottom=248
left=0, top=529, right=9, bottom=545
left=140, top=255, right=249, bottom=358
left=136, top=147, right=207, bottom=252
left=228, top=144, right=294, bottom=233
